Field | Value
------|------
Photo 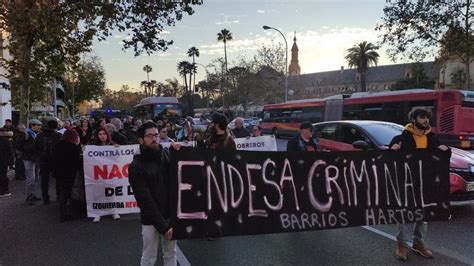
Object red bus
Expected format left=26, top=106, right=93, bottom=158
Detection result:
left=261, top=89, right=474, bottom=149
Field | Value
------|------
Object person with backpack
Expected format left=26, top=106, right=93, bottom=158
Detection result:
left=34, top=119, right=61, bottom=204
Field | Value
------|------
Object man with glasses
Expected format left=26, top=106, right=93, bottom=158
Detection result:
left=128, top=122, right=180, bottom=266
left=390, top=107, right=449, bottom=261
left=286, top=121, right=320, bottom=152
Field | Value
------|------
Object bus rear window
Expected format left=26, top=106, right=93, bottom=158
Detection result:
left=461, top=90, right=474, bottom=107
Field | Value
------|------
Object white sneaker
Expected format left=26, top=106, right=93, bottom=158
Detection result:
left=112, top=214, right=120, bottom=220
left=93, top=216, right=101, bottom=223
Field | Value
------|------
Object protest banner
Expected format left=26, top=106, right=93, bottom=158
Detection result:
left=169, top=149, right=451, bottom=240
left=83, top=145, right=140, bottom=217
left=234, top=135, right=277, bottom=151
left=160, top=141, right=197, bottom=149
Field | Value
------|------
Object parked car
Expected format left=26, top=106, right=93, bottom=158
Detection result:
left=312, top=120, right=474, bottom=202
left=250, top=117, right=262, bottom=126
left=228, top=118, right=253, bottom=130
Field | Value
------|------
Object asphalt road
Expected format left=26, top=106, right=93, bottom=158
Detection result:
left=1, top=139, right=473, bottom=265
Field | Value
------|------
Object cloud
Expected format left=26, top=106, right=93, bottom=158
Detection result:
left=257, top=10, right=265, bottom=13
left=114, top=35, right=122, bottom=39
left=197, top=26, right=396, bottom=74
left=215, top=15, right=241, bottom=25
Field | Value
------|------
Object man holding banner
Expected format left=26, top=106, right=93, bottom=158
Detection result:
left=128, top=122, right=177, bottom=266
left=390, top=107, right=449, bottom=261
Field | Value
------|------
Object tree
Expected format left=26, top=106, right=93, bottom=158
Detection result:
left=376, top=1, right=474, bottom=89
left=64, top=55, right=106, bottom=116
left=0, top=1, right=201, bottom=124
left=391, top=62, right=436, bottom=91
left=217, top=29, right=233, bottom=72
left=253, top=43, right=286, bottom=73
left=345, top=41, right=379, bottom=92
left=451, top=68, right=471, bottom=88
left=142, top=65, right=152, bottom=97
left=101, top=85, right=144, bottom=112
left=187, top=46, right=200, bottom=92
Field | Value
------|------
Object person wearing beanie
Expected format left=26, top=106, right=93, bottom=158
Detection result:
left=0, top=128, right=14, bottom=197
left=34, top=118, right=61, bottom=204
left=15, top=119, right=43, bottom=205
left=286, top=121, right=321, bottom=152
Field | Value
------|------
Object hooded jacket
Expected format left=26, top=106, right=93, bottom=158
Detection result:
left=389, top=123, right=440, bottom=151
left=128, top=145, right=171, bottom=234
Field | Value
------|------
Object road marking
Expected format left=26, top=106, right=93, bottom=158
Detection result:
left=177, top=245, right=191, bottom=266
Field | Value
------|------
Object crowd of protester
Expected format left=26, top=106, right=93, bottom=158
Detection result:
left=0, top=112, right=266, bottom=223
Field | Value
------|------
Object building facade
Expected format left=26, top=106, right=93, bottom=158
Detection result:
left=286, top=62, right=439, bottom=100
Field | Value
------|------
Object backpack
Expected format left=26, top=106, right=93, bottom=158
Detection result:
left=36, top=132, right=60, bottom=165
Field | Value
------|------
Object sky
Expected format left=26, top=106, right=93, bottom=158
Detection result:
left=90, top=0, right=433, bottom=92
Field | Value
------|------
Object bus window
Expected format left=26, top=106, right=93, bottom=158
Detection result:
left=343, top=104, right=363, bottom=120
left=300, top=106, right=323, bottom=123
left=461, top=90, right=474, bottom=107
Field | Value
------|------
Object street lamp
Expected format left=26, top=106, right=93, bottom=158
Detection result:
left=263, top=25, right=288, bottom=102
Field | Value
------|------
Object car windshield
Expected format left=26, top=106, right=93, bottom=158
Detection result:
left=362, top=123, right=404, bottom=147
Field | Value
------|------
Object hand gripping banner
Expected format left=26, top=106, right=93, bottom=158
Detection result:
left=169, top=149, right=451, bottom=240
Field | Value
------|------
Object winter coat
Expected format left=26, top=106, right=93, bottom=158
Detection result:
left=232, top=127, right=250, bottom=138
left=34, top=128, right=61, bottom=166
left=128, top=146, right=171, bottom=235
left=286, top=134, right=321, bottom=152
left=205, top=132, right=236, bottom=150
left=16, top=129, right=40, bottom=162
left=389, top=124, right=440, bottom=151
left=52, top=140, right=82, bottom=185
left=0, top=137, right=14, bottom=167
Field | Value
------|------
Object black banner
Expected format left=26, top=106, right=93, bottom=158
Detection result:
left=169, top=149, right=451, bottom=240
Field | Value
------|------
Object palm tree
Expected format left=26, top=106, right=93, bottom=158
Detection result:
left=187, top=47, right=200, bottom=92
left=345, top=41, right=379, bottom=92
left=217, top=29, right=233, bottom=72
left=142, top=65, right=152, bottom=96
left=177, top=61, right=191, bottom=94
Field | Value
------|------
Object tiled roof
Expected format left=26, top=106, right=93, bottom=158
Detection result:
left=288, top=62, right=438, bottom=86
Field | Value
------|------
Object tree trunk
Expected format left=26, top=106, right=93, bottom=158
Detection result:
left=360, top=71, right=366, bottom=92
left=224, top=41, right=228, bottom=72
left=189, top=71, right=193, bottom=115
left=19, top=38, right=34, bottom=125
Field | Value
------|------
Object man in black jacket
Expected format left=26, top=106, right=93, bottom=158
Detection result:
left=389, top=107, right=449, bottom=261
left=16, top=119, right=43, bottom=205
left=286, top=121, right=321, bottom=152
left=0, top=128, right=14, bottom=197
left=128, top=122, right=178, bottom=266
left=35, top=119, right=61, bottom=204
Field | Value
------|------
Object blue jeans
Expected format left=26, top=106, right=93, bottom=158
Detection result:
left=24, top=160, right=40, bottom=198
left=397, top=221, right=427, bottom=245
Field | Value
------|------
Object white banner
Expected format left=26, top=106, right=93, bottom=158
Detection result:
left=234, top=135, right=277, bottom=151
left=83, top=145, right=140, bottom=218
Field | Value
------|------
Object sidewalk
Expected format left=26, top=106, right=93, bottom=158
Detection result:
left=0, top=170, right=145, bottom=265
